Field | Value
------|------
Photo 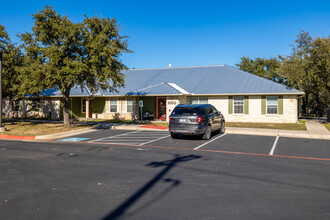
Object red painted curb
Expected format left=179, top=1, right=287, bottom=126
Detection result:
left=140, top=125, right=169, bottom=130
left=0, top=135, right=36, bottom=140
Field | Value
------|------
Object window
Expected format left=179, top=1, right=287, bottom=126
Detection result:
left=127, top=98, right=133, bottom=113
left=207, top=107, right=213, bottom=114
left=14, top=100, right=21, bottom=111
left=233, top=96, right=244, bottom=114
left=30, top=99, right=40, bottom=111
left=110, top=98, right=117, bottom=112
left=189, top=97, right=208, bottom=104
left=81, top=98, right=86, bottom=113
left=172, top=107, right=199, bottom=116
left=267, top=96, right=278, bottom=114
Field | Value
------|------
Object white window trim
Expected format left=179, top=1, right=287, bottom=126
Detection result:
left=126, top=98, right=133, bottom=113
left=266, top=96, right=278, bottom=115
left=110, top=98, right=118, bottom=113
left=233, top=96, right=244, bottom=115
left=81, top=98, right=86, bottom=113
left=189, top=97, right=208, bottom=104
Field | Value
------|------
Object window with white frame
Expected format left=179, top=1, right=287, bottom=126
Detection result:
left=127, top=98, right=133, bottom=113
left=233, top=96, right=244, bottom=114
left=267, top=96, right=278, bottom=114
left=81, top=98, right=86, bottom=113
left=110, top=98, right=117, bottom=112
left=189, top=97, right=208, bottom=104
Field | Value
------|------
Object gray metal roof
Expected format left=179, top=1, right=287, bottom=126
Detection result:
left=42, top=65, right=303, bottom=97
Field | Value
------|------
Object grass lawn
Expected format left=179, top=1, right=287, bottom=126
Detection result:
left=323, top=123, right=330, bottom=131
left=226, top=121, right=306, bottom=130
left=1, top=122, right=92, bottom=136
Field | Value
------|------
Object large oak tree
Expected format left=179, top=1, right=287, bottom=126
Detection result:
left=278, top=31, right=330, bottom=116
left=0, top=25, right=23, bottom=116
left=236, top=56, right=285, bottom=84
left=19, top=5, right=131, bottom=126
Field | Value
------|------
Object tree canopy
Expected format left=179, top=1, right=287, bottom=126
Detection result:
left=236, top=31, right=330, bottom=116
left=18, top=5, right=131, bottom=126
left=278, top=31, right=330, bottom=116
left=0, top=25, right=23, bottom=101
left=235, top=56, right=285, bottom=84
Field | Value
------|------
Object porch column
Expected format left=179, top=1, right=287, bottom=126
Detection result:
left=86, top=98, right=89, bottom=119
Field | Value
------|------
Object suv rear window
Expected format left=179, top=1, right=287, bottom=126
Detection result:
left=172, top=107, right=200, bottom=116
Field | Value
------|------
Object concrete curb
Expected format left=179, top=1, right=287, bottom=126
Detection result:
left=35, top=127, right=96, bottom=140
left=0, top=134, right=35, bottom=140
left=1, top=125, right=329, bottom=141
left=225, top=128, right=330, bottom=140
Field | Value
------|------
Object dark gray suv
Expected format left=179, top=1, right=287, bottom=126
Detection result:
left=169, top=104, right=225, bottom=140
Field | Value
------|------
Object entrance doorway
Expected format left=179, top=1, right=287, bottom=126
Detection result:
left=157, top=97, right=166, bottom=119
left=89, top=100, right=93, bottom=118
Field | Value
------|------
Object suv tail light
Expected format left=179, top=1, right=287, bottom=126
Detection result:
left=169, top=116, right=171, bottom=122
left=197, top=116, right=203, bottom=123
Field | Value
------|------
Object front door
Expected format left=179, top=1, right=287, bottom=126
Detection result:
left=157, top=97, right=166, bottom=119
left=89, top=100, right=93, bottom=118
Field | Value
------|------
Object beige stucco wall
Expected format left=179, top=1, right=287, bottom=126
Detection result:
left=97, top=97, right=138, bottom=120
left=3, top=95, right=299, bottom=123
left=2, top=98, right=61, bottom=120
left=165, top=96, right=186, bottom=121
left=208, top=95, right=298, bottom=123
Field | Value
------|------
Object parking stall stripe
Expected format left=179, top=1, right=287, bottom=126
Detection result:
left=88, top=131, right=141, bottom=143
left=194, top=134, right=226, bottom=150
left=269, top=136, right=279, bottom=155
left=139, top=135, right=171, bottom=146
left=86, top=141, right=330, bottom=162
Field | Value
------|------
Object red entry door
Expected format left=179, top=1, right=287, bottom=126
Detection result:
left=157, top=98, right=166, bottom=119
left=89, top=100, right=93, bottom=118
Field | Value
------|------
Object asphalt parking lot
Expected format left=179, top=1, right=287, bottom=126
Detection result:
left=58, top=129, right=330, bottom=161
left=1, top=130, right=330, bottom=219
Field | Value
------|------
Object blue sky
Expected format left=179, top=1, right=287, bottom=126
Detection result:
left=1, top=0, right=329, bottom=69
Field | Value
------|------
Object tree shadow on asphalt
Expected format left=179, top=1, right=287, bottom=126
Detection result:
left=102, top=154, right=201, bottom=220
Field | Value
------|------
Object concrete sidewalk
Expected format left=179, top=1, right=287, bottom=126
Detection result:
left=305, top=120, right=330, bottom=136
left=2, top=121, right=330, bottom=141
left=30, top=122, right=330, bottom=140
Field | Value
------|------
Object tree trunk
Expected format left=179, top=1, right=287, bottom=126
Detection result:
left=302, top=94, right=308, bottom=115
left=9, top=97, right=14, bottom=118
left=62, top=90, right=71, bottom=127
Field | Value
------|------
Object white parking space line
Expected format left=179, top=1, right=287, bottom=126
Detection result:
left=269, top=136, right=279, bottom=155
left=139, top=135, right=171, bottom=146
left=88, top=131, right=141, bottom=143
left=100, top=140, right=152, bottom=142
left=194, top=134, right=226, bottom=150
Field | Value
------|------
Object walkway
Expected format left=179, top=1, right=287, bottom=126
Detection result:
left=305, top=120, right=330, bottom=136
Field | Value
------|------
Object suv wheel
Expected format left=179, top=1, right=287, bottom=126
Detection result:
left=202, top=125, right=211, bottom=140
left=221, top=122, right=226, bottom=134
left=171, top=133, right=178, bottom=139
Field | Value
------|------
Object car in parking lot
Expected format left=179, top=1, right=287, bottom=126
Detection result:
left=169, top=104, right=225, bottom=140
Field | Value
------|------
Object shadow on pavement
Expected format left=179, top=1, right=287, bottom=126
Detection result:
left=102, top=154, right=201, bottom=220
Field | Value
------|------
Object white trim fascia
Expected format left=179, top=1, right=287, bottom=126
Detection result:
left=188, top=92, right=305, bottom=96
left=126, top=65, right=226, bottom=71
left=167, top=83, right=190, bottom=95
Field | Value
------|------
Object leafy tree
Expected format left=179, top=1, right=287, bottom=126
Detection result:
left=19, top=5, right=131, bottom=126
left=236, top=56, right=285, bottom=84
left=278, top=31, right=330, bottom=116
left=0, top=25, right=23, bottom=116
